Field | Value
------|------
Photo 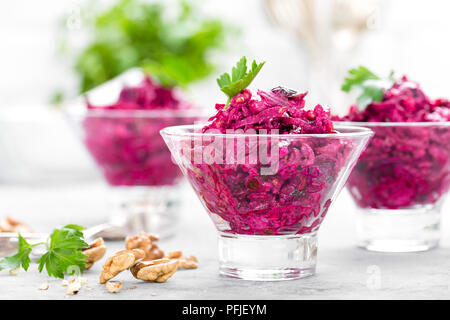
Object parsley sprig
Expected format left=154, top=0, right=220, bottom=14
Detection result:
left=217, top=56, right=265, bottom=107
left=341, top=66, right=395, bottom=110
left=0, top=234, right=41, bottom=271
left=0, top=225, right=89, bottom=279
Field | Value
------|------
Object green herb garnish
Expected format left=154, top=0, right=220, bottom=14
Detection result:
left=0, top=234, right=39, bottom=271
left=341, top=66, right=395, bottom=110
left=57, top=0, right=231, bottom=96
left=217, top=56, right=265, bottom=107
left=0, top=225, right=89, bottom=279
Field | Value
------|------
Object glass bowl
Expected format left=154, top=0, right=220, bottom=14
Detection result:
left=161, top=124, right=372, bottom=280
left=336, top=121, right=450, bottom=252
left=66, top=107, right=202, bottom=238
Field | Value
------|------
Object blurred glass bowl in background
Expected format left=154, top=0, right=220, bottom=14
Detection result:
left=64, top=69, right=205, bottom=238
left=336, top=121, right=450, bottom=252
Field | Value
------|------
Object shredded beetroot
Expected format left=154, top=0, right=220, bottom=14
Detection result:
left=203, top=88, right=334, bottom=134
left=87, top=76, right=186, bottom=112
left=83, top=76, right=194, bottom=186
left=334, top=76, right=450, bottom=209
left=181, top=88, right=354, bottom=235
left=335, top=76, right=450, bottom=123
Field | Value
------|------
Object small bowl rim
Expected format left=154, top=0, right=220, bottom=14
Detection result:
left=160, top=124, right=374, bottom=139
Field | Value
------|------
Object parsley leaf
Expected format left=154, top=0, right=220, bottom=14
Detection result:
left=37, top=225, right=89, bottom=279
left=356, top=85, right=385, bottom=110
left=0, top=234, right=36, bottom=271
left=341, top=66, right=380, bottom=92
left=0, top=224, right=89, bottom=279
left=217, top=56, right=265, bottom=107
left=341, top=66, right=396, bottom=110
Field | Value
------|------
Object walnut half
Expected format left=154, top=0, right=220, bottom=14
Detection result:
left=125, top=232, right=164, bottom=260
left=83, top=238, right=107, bottom=270
left=165, top=251, right=198, bottom=269
left=99, top=249, right=145, bottom=284
left=130, top=258, right=178, bottom=283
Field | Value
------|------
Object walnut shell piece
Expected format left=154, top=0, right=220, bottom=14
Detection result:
left=83, top=238, right=107, bottom=270
left=130, top=258, right=178, bottom=283
left=99, top=249, right=145, bottom=284
left=125, top=232, right=164, bottom=260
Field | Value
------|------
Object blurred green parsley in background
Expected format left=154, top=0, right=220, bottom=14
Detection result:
left=55, top=0, right=233, bottom=102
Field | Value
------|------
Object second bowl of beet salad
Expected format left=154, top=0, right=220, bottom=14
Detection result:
left=65, top=69, right=202, bottom=238
left=333, top=66, right=450, bottom=253
left=161, top=57, right=372, bottom=281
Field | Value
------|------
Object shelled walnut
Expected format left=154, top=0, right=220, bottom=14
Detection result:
left=165, top=251, right=198, bottom=269
left=105, top=281, right=122, bottom=293
left=39, top=282, right=49, bottom=290
left=130, top=258, right=178, bottom=283
left=125, top=232, right=164, bottom=260
left=66, top=280, right=81, bottom=295
left=83, top=238, right=107, bottom=270
left=0, top=217, right=33, bottom=233
left=9, top=268, right=19, bottom=276
left=99, top=249, right=145, bottom=284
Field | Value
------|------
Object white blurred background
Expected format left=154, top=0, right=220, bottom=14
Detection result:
left=0, top=0, right=449, bottom=184
left=1, top=0, right=449, bottom=108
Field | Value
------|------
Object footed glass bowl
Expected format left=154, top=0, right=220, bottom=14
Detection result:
left=336, top=121, right=450, bottom=252
left=67, top=108, right=200, bottom=238
left=161, top=124, right=372, bottom=280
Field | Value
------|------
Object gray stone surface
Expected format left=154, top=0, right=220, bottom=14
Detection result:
left=0, top=181, right=449, bottom=300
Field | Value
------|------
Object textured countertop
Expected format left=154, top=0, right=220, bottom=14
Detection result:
left=0, top=181, right=449, bottom=300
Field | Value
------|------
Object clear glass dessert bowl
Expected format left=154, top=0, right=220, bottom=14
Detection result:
left=161, top=124, right=372, bottom=280
left=336, top=121, right=450, bottom=252
left=66, top=107, right=201, bottom=238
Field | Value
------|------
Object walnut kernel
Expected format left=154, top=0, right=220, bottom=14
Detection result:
left=105, top=281, right=122, bottom=293
left=130, top=258, right=178, bottom=283
left=39, top=282, right=49, bottom=290
left=99, top=249, right=145, bottom=284
left=66, top=280, right=81, bottom=295
left=9, top=268, right=19, bottom=276
left=125, top=232, right=164, bottom=260
left=0, top=216, right=33, bottom=233
left=165, top=251, right=198, bottom=269
left=83, top=238, right=106, bottom=270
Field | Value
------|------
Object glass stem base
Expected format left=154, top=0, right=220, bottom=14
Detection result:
left=218, top=232, right=318, bottom=281
left=356, top=205, right=441, bottom=253
left=105, top=186, right=182, bottom=239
